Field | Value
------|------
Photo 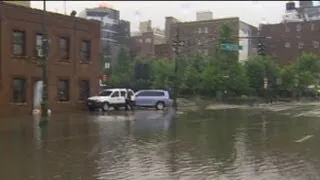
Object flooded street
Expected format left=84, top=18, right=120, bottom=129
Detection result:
left=1, top=108, right=320, bottom=180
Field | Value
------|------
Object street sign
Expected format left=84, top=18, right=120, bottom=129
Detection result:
left=104, top=62, right=110, bottom=69
left=220, top=43, right=243, bottom=51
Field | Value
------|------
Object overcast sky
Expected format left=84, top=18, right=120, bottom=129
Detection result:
left=31, top=1, right=320, bottom=31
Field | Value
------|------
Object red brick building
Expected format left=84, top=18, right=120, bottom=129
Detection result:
left=155, top=43, right=173, bottom=60
left=260, top=20, right=320, bottom=66
left=166, top=17, right=258, bottom=62
left=0, top=2, right=101, bottom=115
left=130, top=31, right=156, bottom=58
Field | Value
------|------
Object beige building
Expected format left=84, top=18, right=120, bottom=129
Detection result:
left=3, top=1, right=30, bottom=7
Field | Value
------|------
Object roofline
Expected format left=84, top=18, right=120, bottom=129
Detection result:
left=262, top=18, right=320, bottom=26
left=1, top=2, right=101, bottom=26
left=239, top=21, right=258, bottom=29
left=177, top=17, right=239, bottom=26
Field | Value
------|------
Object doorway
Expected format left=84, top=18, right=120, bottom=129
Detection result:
left=33, top=80, right=43, bottom=111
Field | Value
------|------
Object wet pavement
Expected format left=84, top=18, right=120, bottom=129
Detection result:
left=1, top=108, right=320, bottom=180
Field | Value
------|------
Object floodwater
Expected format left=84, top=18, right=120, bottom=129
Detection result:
left=1, top=108, right=320, bottom=180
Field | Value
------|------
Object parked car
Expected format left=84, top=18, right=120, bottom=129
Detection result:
left=87, top=88, right=134, bottom=111
left=133, top=89, right=173, bottom=110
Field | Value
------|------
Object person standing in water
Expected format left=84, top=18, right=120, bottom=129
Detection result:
left=125, top=89, right=134, bottom=111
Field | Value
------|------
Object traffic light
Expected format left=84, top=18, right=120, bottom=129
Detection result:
left=257, top=42, right=266, bottom=56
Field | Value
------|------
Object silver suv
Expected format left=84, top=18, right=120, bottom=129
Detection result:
left=133, top=89, right=173, bottom=110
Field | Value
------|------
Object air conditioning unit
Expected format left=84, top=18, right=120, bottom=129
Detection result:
left=37, top=49, right=43, bottom=57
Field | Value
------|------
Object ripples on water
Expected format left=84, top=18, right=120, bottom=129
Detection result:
left=0, top=108, right=320, bottom=179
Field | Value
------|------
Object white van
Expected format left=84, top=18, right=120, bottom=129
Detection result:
left=87, top=88, right=134, bottom=111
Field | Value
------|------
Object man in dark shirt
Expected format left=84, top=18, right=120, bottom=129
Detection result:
left=125, top=89, right=134, bottom=111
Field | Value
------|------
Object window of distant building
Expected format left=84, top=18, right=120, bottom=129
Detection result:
left=145, top=38, right=152, bottom=43
left=285, top=42, right=291, bottom=48
left=58, top=79, right=69, bottom=102
left=203, top=49, right=209, bottom=56
left=80, top=40, right=91, bottom=63
left=311, top=23, right=315, bottom=31
left=79, top=80, right=90, bottom=101
left=285, top=26, right=290, bottom=33
left=59, top=37, right=70, bottom=61
left=204, top=27, right=208, bottom=33
left=12, top=78, right=26, bottom=103
left=298, top=42, right=304, bottom=49
left=198, top=27, right=202, bottom=34
left=12, top=30, right=26, bottom=56
left=313, top=41, right=319, bottom=49
left=197, top=39, right=201, bottom=45
left=296, top=24, right=301, bottom=32
left=35, top=33, right=43, bottom=57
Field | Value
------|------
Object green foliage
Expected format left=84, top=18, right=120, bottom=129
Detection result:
left=244, top=56, right=280, bottom=95
left=108, top=47, right=134, bottom=87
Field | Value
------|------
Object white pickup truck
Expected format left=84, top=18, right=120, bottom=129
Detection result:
left=86, top=88, right=134, bottom=111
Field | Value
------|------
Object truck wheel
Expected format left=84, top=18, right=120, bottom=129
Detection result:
left=155, top=101, right=165, bottom=110
left=102, top=102, right=109, bottom=112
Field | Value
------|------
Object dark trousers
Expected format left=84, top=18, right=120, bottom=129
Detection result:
left=125, top=99, right=133, bottom=111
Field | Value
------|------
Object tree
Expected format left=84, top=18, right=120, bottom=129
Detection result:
left=244, top=56, right=280, bottom=96
left=108, top=47, right=134, bottom=87
left=295, top=53, right=320, bottom=88
left=180, top=55, right=207, bottom=95
left=280, top=64, right=296, bottom=91
left=149, top=58, right=174, bottom=90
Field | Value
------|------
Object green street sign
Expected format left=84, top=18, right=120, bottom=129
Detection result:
left=220, top=43, right=243, bottom=51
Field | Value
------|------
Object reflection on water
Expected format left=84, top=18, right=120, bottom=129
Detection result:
left=0, top=108, right=320, bottom=179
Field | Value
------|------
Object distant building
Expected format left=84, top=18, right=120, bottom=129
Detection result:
left=130, top=20, right=166, bottom=58
left=260, top=20, right=320, bottom=66
left=165, top=17, right=258, bottom=62
left=0, top=2, right=100, bottom=115
left=78, top=6, right=131, bottom=66
left=3, top=1, right=30, bottom=8
left=283, top=1, right=320, bottom=22
left=196, top=11, right=213, bottom=21
left=139, top=20, right=153, bottom=33
left=165, top=16, right=181, bottom=43
left=155, top=43, right=172, bottom=59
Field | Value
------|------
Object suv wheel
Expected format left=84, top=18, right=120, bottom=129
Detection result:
left=155, top=102, right=165, bottom=110
left=102, top=102, right=109, bottom=112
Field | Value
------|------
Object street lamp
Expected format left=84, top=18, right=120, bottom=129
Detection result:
left=294, top=74, right=299, bottom=101
left=264, top=77, right=268, bottom=103
left=40, top=0, right=49, bottom=125
left=172, top=24, right=184, bottom=109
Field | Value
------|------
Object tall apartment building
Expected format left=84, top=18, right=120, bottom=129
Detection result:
left=165, top=16, right=258, bottom=62
left=0, top=2, right=100, bottom=115
left=130, top=20, right=166, bottom=58
left=78, top=6, right=130, bottom=66
left=259, top=19, right=320, bottom=66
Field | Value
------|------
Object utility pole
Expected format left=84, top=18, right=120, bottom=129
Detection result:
left=40, top=0, right=49, bottom=123
left=172, top=24, right=184, bottom=109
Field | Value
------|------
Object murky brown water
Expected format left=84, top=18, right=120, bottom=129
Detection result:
left=1, top=108, right=320, bottom=180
